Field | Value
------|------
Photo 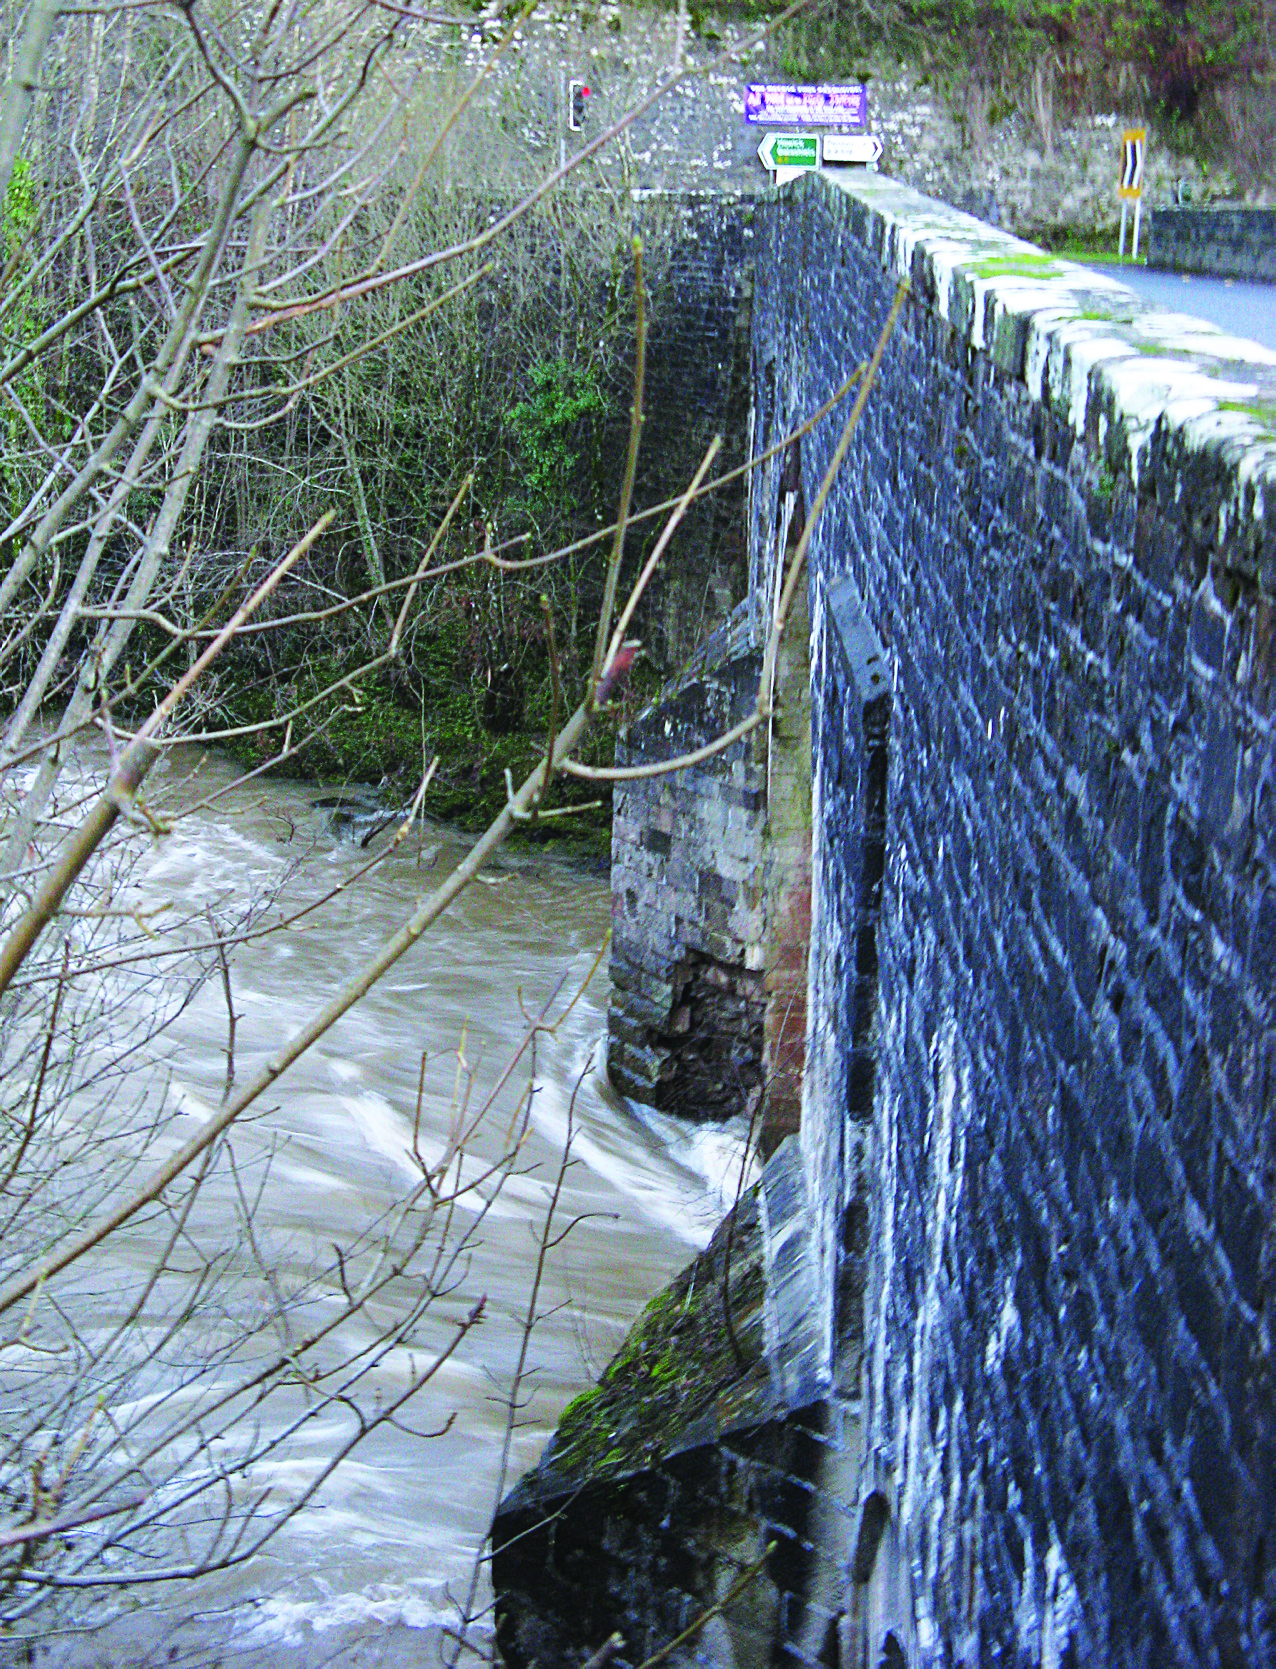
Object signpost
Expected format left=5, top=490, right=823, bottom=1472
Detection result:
left=1117, top=127, right=1147, bottom=260
left=748, top=84, right=878, bottom=183
left=822, top=132, right=882, bottom=167
left=756, top=131, right=820, bottom=185
left=745, top=83, right=867, bottom=126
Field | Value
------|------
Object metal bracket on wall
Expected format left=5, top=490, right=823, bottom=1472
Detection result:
left=827, top=575, right=890, bottom=720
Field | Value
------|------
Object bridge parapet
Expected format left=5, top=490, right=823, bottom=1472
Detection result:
left=1147, top=205, right=1276, bottom=283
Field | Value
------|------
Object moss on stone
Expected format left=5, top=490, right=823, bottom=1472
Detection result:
left=543, top=1190, right=772, bottom=1488
left=968, top=252, right=1066, bottom=280
left=1218, top=398, right=1276, bottom=436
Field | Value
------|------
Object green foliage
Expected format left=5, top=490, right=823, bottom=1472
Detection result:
left=755, top=0, right=1269, bottom=131
left=180, top=187, right=645, bottom=829
left=507, top=356, right=608, bottom=526
left=12, top=161, right=640, bottom=833
left=4, top=158, right=36, bottom=252
left=2, top=158, right=67, bottom=548
left=210, top=596, right=623, bottom=856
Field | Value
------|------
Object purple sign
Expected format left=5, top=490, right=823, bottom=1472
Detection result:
left=744, top=83, right=867, bottom=126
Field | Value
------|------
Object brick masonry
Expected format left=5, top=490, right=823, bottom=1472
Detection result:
left=497, top=173, right=1276, bottom=1669
left=1147, top=206, right=1276, bottom=283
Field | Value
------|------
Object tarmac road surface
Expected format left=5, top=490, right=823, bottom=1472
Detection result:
left=1087, top=262, right=1276, bottom=351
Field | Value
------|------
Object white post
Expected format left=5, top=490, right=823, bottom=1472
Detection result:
left=1131, top=198, right=1143, bottom=261
left=559, top=71, right=567, bottom=357
left=1119, top=200, right=1128, bottom=259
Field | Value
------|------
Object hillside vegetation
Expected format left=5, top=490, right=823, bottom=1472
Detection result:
left=722, top=0, right=1272, bottom=192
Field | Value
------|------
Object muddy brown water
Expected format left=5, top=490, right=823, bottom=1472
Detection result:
left=13, top=749, right=744, bottom=1669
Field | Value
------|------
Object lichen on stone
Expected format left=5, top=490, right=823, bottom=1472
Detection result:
left=538, top=1189, right=773, bottom=1491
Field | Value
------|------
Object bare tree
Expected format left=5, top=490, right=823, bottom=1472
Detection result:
left=0, top=0, right=900, bottom=1655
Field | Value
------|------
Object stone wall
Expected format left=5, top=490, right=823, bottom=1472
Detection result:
left=607, top=604, right=769, bottom=1122
left=633, top=192, right=759, bottom=669
left=461, top=189, right=755, bottom=683
left=492, top=1151, right=855, bottom=1669
left=1147, top=205, right=1276, bottom=282
left=498, top=174, right=1276, bottom=1669
left=759, top=173, right=1275, bottom=1669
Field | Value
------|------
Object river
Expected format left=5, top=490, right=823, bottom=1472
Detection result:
left=7, top=747, right=745, bottom=1669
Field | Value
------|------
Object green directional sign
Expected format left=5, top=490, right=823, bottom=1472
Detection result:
left=757, top=132, right=819, bottom=172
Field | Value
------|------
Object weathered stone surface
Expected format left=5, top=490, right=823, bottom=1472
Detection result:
left=607, top=607, right=770, bottom=1125
left=492, top=1156, right=858, bottom=1669
left=1148, top=205, right=1276, bottom=282
left=491, top=1194, right=778, bottom=1668
left=756, top=170, right=1276, bottom=1668
left=635, top=195, right=758, bottom=669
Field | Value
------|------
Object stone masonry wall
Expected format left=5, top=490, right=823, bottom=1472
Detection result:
left=607, top=604, right=768, bottom=1122
left=1147, top=206, right=1276, bottom=283
left=469, top=188, right=757, bottom=683
left=760, top=174, right=1276, bottom=1668
left=603, top=195, right=802, bottom=1144
left=636, top=193, right=758, bottom=669
left=497, top=175, right=1275, bottom=1669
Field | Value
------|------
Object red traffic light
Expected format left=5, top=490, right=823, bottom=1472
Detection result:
left=568, top=80, right=591, bottom=130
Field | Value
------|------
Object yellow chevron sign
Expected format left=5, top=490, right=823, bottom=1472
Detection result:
left=1118, top=129, right=1147, bottom=200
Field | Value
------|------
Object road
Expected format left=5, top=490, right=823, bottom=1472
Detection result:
left=1086, top=262, right=1276, bottom=351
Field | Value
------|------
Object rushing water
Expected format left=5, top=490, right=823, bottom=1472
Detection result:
left=12, top=749, right=744, bottom=1669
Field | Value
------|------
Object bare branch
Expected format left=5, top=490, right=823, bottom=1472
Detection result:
left=0, top=512, right=333, bottom=1002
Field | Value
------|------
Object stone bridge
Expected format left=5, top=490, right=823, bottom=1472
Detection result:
left=493, top=170, right=1276, bottom=1669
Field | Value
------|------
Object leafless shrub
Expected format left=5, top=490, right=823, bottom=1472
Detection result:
left=0, top=0, right=888, bottom=1654
left=1214, top=73, right=1276, bottom=192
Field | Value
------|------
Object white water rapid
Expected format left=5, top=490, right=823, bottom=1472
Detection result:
left=7, top=748, right=745, bottom=1669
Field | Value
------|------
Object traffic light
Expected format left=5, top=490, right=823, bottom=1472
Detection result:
left=568, top=80, right=590, bottom=131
